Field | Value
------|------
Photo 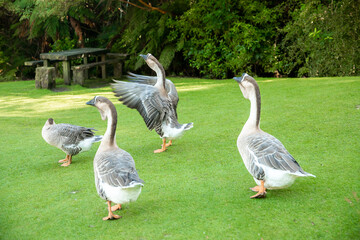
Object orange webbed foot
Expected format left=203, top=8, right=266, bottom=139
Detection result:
left=60, top=155, right=72, bottom=167
left=103, top=201, right=122, bottom=220
left=250, top=185, right=264, bottom=192
left=61, top=161, right=71, bottom=167
left=102, top=214, right=121, bottom=221
left=165, top=140, right=173, bottom=147
left=250, top=181, right=267, bottom=199
left=58, top=154, right=70, bottom=163
left=111, top=204, right=122, bottom=212
left=250, top=191, right=267, bottom=199
left=154, top=148, right=167, bottom=153
left=154, top=139, right=168, bottom=153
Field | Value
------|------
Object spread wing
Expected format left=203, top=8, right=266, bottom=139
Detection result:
left=246, top=132, right=306, bottom=179
left=95, top=150, right=144, bottom=188
left=112, top=80, right=172, bottom=133
left=126, top=72, right=179, bottom=118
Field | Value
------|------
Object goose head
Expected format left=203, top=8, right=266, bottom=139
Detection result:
left=43, top=118, right=55, bottom=129
left=139, top=53, right=160, bottom=71
left=233, top=73, right=259, bottom=100
left=86, top=96, right=113, bottom=120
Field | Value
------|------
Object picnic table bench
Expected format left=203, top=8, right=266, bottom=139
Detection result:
left=40, top=48, right=109, bottom=85
left=71, top=55, right=127, bottom=85
left=24, top=60, right=45, bottom=67
left=27, top=48, right=127, bottom=88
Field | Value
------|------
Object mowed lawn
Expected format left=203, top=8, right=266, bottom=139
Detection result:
left=0, top=76, right=359, bottom=239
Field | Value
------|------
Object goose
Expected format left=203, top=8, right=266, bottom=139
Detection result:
left=126, top=72, right=179, bottom=117
left=86, top=96, right=144, bottom=220
left=234, top=73, right=315, bottom=198
left=42, top=118, right=102, bottom=167
left=112, top=53, right=193, bottom=153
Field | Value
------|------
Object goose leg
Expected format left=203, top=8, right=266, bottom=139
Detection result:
left=111, top=204, right=122, bottom=212
left=154, top=138, right=167, bottom=153
left=58, top=154, right=70, bottom=163
left=61, top=155, right=72, bottom=167
left=165, top=140, right=173, bottom=147
left=103, top=201, right=121, bottom=221
left=250, top=180, right=267, bottom=199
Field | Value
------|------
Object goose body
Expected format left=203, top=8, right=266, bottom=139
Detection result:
left=42, top=118, right=102, bottom=166
left=112, top=53, right=193, bottom=153
left=234, top=73, right=315, bottom=198
left=87, top=96, right=144, bottom=220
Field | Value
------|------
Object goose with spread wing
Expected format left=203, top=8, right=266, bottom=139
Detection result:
left=112, top=53, right=193, bottom=153
left=86, top=96, right=144, bottom=220
left=42, top=118, right=102, bottom=166
left=234, top=73, right=315, bottom=198
left=126, top=72, right=179, bottom=116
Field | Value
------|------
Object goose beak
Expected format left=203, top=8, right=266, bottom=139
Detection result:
left=233, top=73, right=248, bottom=83
left=139, top=54, right=148, bottom=60
left=86, top=97, right=96, bottom=106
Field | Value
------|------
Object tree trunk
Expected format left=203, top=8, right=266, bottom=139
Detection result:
left=69, top=16, right=84, bottom=47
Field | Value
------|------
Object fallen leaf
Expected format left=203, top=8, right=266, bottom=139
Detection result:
left=345, top=197, right=353, bottom=205
left=353, top=192, right=359, bottom=202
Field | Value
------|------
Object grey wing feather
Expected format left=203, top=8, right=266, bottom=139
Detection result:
left=126, top=72, right=179, bottom=118
left=112, top=80, right=171, bottom=133
left=56, top=124, right=96, bottom=155
left=127, top=72, right=157, bottom=85
left=57, top=124, right=95, bottom=144
left=247, top=133, right=306, bottom=176
left=95, top=150, right=144, bottom=188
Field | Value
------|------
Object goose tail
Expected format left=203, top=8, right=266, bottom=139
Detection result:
left=93, top=135, right=103, bottom=143
left=183, top=122, right=193, bottom=131
left=123, top=181, right=144, bottom=189
left=293, top=170, right=316, bottom=178
left=304, top=172, right=316, bottom=178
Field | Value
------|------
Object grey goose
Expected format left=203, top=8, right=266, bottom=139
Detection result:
left=42, top=118, right=102, bottom=167
left=112, top=53, right=193, bottom=153
left=86, top=96, right=144, bottom=220
left=234, top=73, right=315, bottom=198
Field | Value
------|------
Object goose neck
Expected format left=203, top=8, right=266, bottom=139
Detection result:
left=100, top=104, right=117, bottom=148
left=154, top=65, right=166, bottom=89
left=243, top=88, right=261, bottom=131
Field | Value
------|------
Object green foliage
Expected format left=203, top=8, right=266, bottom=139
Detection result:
left=167, top=0, right=282, bottom=78
left=278, top=0, right=360, bottom=77
left=0, top=0, right=359, bottom=79
left=111, top=7, right=182, bottom=73
left=0, top=5, right=37, bottom=81
left=50, top=37, right=77, bottom=52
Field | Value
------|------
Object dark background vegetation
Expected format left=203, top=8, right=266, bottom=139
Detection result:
left=0, top=0, right=359, bottom=80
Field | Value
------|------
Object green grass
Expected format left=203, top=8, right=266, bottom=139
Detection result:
left=0, top=76, right=359, bottom=239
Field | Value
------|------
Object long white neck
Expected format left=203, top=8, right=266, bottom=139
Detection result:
left=153, top=64, right=166, bottom=89
left=241, top=89, right=261, bottom=136
left=99, top=106, right=117, bottom=149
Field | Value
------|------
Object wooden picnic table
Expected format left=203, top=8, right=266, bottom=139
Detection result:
left=40, top=48, right=109, bottom=85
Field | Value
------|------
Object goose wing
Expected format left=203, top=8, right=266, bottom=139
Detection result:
left=127, top=72, right=179, bottom=117
left=55, top=124, right=95, bottom=154
left=246, top=132, right=306, bottom=179
left=112, top=80, right=172, bottom=133
left=95, top=150, right=144, bottom=188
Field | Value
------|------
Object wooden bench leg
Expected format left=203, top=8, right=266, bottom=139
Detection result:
left=63, top=60, right=71, bottom=85
left=113, top=62, right=122, bottom=78
left=73, top=69, right=85, bottom=86
left=101, top=54, right=106, bottom=79
left=84, top=56, right=89, bottom=80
